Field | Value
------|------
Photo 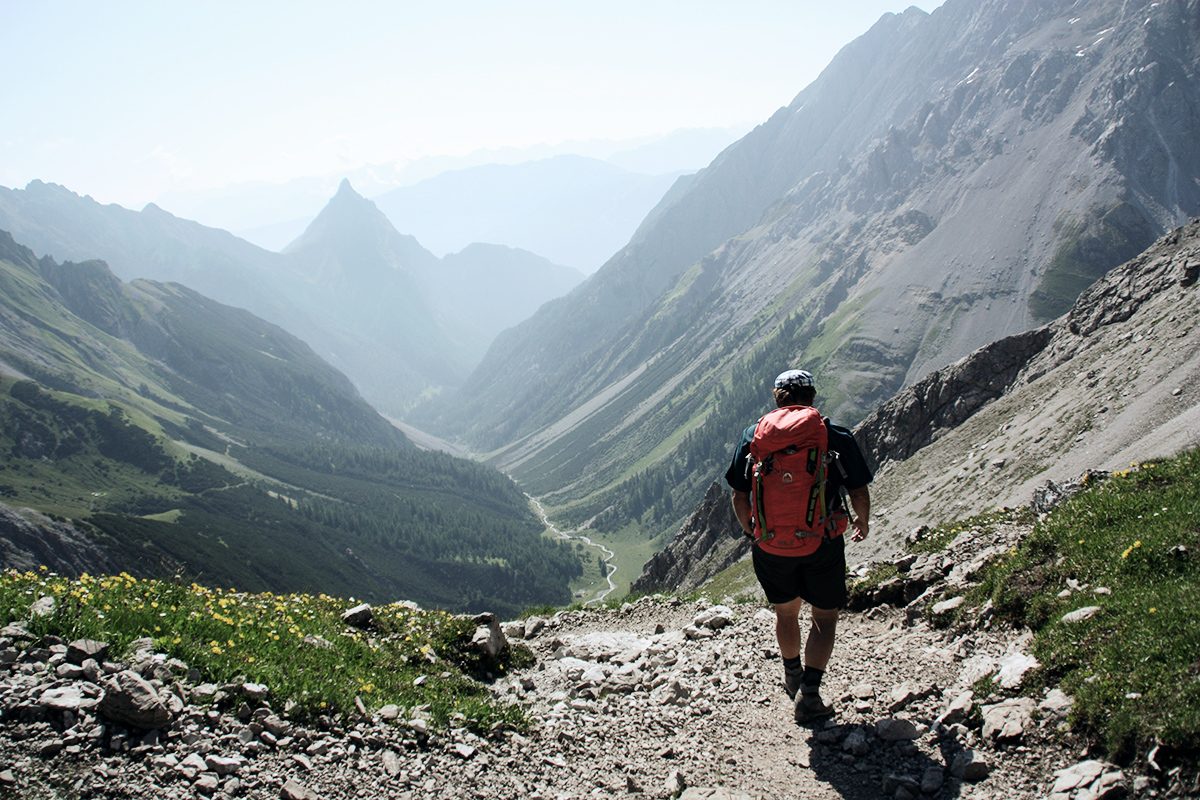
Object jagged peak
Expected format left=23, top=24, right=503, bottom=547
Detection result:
left=333, top=177, right=360, bottom=200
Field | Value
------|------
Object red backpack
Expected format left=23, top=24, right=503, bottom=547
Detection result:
left=748, top=406, right=845, bottom=556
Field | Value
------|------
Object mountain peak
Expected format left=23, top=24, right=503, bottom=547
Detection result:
left=285, top=179, right=396, bottom=254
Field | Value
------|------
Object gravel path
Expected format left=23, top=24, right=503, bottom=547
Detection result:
left=1, top=586, right=1109, bottom=800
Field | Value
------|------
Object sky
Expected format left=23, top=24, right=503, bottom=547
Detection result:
left=1, top=1, right=945, bottom=209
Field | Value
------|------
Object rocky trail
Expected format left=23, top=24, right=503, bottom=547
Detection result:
left=0, top=514, right=1167, bottom=800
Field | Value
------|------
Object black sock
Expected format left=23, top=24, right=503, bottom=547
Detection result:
left=783, top=655, right=803, bottom=671
left=801, top=665, right=824, bottom=695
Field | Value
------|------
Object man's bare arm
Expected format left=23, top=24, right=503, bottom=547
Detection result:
left=731, top=490, right=753, bottom=536
left=848, top=486, right=870, bottom=541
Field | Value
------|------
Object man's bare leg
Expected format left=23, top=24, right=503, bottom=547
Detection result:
left=773, top=597, right=805, bottom=658
left=804, top=607, right=839, bottom=670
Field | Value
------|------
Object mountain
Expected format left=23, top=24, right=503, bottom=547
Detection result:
left=370, top=156, right=681, bottom=272
left=636, top=218, right=1200, bottom=592
left=413, top=0, right=1200, bottom=549
left=0, top=231, right=581, bottom=614
left=0, top=180, right=582, bottom=415
left=152, top=128, right=745, bottom=253
left=281, top=179, right=470, bottom=397
left=434, top=244, right=584, bottom=354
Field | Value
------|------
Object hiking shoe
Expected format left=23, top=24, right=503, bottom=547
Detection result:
left=783, top=667, right=804, bottom=700
left=794, top=693, right=834, bottom=724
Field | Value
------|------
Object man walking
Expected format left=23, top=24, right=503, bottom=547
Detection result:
left=724, top=369, right=872, bottom=723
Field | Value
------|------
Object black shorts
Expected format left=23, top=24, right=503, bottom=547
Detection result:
left=751, top=535, right=847, bottom=609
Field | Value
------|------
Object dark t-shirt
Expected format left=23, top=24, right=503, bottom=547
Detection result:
left=723, top=414, right=873, bottom=511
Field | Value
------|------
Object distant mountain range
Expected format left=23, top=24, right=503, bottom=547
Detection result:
left=154, top=127, right=746, bottom=260
left=0, top=179, right=582, bottom=415
left=411, top=0, right=1200, bottom=547
left=368, top=156, right=683, bottom=272
left=0, top=230, right=580, bottom=614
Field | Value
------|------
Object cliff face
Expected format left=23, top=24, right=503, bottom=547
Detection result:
left=0, top=504, right=119, bottom=576
left=853, top=327, right=1055, bottom=473
left=631, top=482, right=747, bottom=595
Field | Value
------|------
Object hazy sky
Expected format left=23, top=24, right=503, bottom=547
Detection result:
left=2, top=1, right=944, bottom=208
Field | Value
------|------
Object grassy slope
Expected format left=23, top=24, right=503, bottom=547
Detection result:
left=0, top=240, right=583, bottom=615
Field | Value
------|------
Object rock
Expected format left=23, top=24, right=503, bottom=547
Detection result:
left=875, top=718, right=920, bottom=741
left=205, top=755, right=244, bottom=776
left=1049, top=758, right=1128, bottom=798
left=193, top=773, right=220, bottom=793
left=931, top=596, right=964, bottom=615
left=341, top=603, right=373, bottom=629
left=950, top=749, right=990, bottom=782
left=850, top=683, right=876, bottom=700
left=693, top=605, right=734, bottom=630
left=381, top=749, right=403, bottom=776
left=39, top=685, right=102, bottom=712
left=888, top=682, right=933, bottom=712
left=1040, top=688, right=1074, bottom=718
left=30, top=595, right=56, bottom=618
left=921, top=766, right=944, bottom=794
left=66, top=638, right=109, bottom=665
left=524, top=616, right=546, bottom=637
left=882, top=774, right=921, bottom=796
left=1061, top=606, right=1102, bottom=624
left=98, top=670, right=172, bottom=729
left=302, top=634, right=333, bottom=650
left=242, top=682, right=269, bottom=702
left=454, top=743, right=476, bottom=759
left=938, top=691, right=974, bottom=725
left=995, top=652, right=1039, bottom=688
left=664, top=770, right=687, bottom=796
left=981, top=697, right=1036, bottom=742
left=843, top=729, right=870, bottom=756
left=280, top=779, right=321, bottom=800
left=679, top=790, right=754, bottom=800
left=471, top=617, right=508, bottom=661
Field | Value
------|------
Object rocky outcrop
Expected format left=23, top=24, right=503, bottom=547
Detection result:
left=0, top=503, right=117, bottom=576
left=851, top=215, right=1197, bottom=474
left=631, top=481, right=747, bottom=595
left=854, top=327, right=1054, bottom=472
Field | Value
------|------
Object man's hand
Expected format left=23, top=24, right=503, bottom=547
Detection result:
left=850, top=517, right=869, bottom=542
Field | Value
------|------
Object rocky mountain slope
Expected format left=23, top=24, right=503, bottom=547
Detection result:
left=416, top=0, right=1200, bottom=549
left=857, top=216, right=1200, bottom=563
left=638, top=218, right=1199, bottom=593
left=0, top=180, right=581, bottom=415
left=0, top=522, right=1167, bottom=799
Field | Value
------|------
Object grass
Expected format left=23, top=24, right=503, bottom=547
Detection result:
left=0, top=569, right=526, bottom=732
left=972, top=450, right=1200, bottom=761
left=693, top=558, right=761, bottom=603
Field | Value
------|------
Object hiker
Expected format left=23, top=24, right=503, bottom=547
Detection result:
left=724, top=368, right=872, bottom=723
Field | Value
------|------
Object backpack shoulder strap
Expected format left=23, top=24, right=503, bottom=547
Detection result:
left=823, top=417, right=849, bottom=480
